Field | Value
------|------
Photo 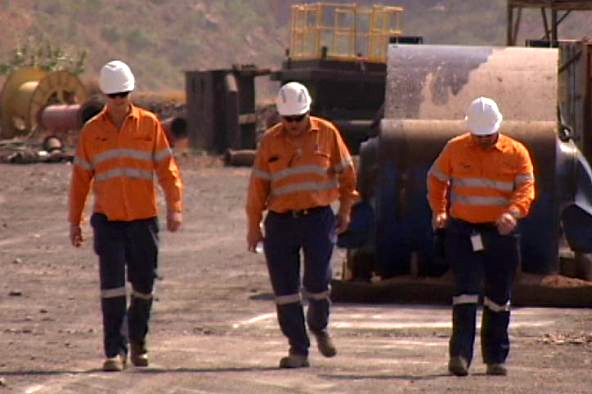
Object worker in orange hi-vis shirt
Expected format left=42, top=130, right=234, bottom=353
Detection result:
left=427, top=97, right=535, bottom=377
left=68, top=60, right=183, bottom=372
left=246, top=82, right=357, bottom=369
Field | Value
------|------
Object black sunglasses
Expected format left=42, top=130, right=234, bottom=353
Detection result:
left=107, top=91, right=130, bottom=99
left=282, top=113, right=307, bottom=123
left=474, top=133, right=497, bottom=139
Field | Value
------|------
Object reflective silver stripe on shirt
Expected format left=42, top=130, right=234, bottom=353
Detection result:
left=101, top=286, right=127, bottom=299
left=93, top=148, right=153, bottom=166
left=271, top=180, right=339, bottom=196
left=483, top=296, right=511, bottom=312
left=452, top=177, right=514, bottom=192
left=275, top=293, right=301, bottom=305
left=333, top=157, right=353, bottom=173
left=271, top=165, right=328, bottom=181
left=95, top=167, right=154, bottom=182
left=452, top=294, right=479, bottom=305
left=303, top=289, right=330, bottom=301
left=154, top=147, right=173, bottom=162
left=132, top=289, right=153, bottom=300
left=450, top=192, right=510, bottom=206
left=74, top=156, right=93, bottom=170
left=515, top=173, right=534, bottom=185
left=252, top=168, right=271, bottom=180
left=428, top=165, right=449, bottom=183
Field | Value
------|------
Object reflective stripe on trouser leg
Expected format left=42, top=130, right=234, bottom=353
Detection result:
left=276, top=300, right=308, bottom=356
left=124, top=217, right=159, bottom=345
left=92, top=213, right=129, bottom=358
left=303, top=289, right=331, bottom=333
left=302, top=207, right=335, bottom=333
left=450, top=296, right=478, bottom=365
left=100, top=291, right=127, bottom=358
left=481, top=299, right=511, bottom=364
left=128, top=291, right=153, bottom=345
left=445, top=221, right=483, bottom=365
left=264, top=212, right=310, bottom=355
left=480, top=230, right=519, bottom=364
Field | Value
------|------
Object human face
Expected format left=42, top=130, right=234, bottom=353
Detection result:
left=471, top=132, right=498, bottom=149
left=105, top=91, right=131, bottom=112
left=281, top=113, right=309, bottom=137
left=106, top=91, right=130, bottom=99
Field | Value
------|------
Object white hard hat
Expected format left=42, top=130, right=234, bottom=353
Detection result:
left=465, top=96, right=503, bottom=135
left=99, top=60, right=135, bottom=94
left=275, top=82, right=311, bottom=116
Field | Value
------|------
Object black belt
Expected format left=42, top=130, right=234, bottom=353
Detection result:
left=272, top=206, right=329, bottom=218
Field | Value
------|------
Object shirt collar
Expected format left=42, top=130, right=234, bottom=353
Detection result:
left=308, top=116, right=321, bottom=132
left=467, top=132, right=506, bottom=152
left=98, top=103, right=140, bottom=124
left=271, top=115, right=320, bottom=138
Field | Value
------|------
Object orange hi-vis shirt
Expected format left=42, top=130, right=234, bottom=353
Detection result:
left=246, top=116, right=358, bottom=232
left=69, top=104, right=183, bottom=225
left=427, top=133, right=535, bottom=223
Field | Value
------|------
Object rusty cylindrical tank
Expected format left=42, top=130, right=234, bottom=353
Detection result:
left=37, top=99, right=104, bottom=133
left=161, top=116, right=187, bottom=147
left=224, top=149, right=256, bottom=167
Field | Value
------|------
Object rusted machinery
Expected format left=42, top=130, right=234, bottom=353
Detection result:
left=37, top=101, right=185, bottom=146
left=0, top=67, right=88, bottom=139
left=185, top=64, right=270, bottom=153
left=507, top=0, right=592, bottom=46
left=182, top=3, right=412, bottom=156
left=342, top=43, right=592, bottom=283
left=0, top=67, right=186, bottom=150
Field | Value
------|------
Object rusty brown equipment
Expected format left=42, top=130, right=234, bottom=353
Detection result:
left=185, top=64, right=270, bottom=153
left=224, top=149, right=256, bottom=167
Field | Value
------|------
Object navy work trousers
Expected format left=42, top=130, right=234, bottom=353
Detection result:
left=91, top=213, right=159, bottom=358
left=263, top=206, right=336, bottom=356
left=445, top=218, right=519, bottom=366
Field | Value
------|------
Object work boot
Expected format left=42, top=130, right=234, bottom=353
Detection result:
left=448, top=356, right=469, bottom=376
left=130, top=341, right=149, bottom=367
left=102, top=354, right=127, bottom=372
left=486, top=363, right=507, bottom=376
left=312, top=330, right=337, bottom=357
left=279, top=352, right=309, bottom=368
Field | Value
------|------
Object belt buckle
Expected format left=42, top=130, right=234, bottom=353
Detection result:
left=291, top=209, right=309, bottom=218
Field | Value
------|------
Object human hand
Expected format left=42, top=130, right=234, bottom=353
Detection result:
left=335, top=211, right=351, bottom=234
left=167, top=211, right=182, bottom=232
left=432, top=213, right=448, bottom=230
left=70, top=224, right=84, bottom=247
left=247, top=227, right=264, bottom=253
left=496, top=212, right=517, bottom=235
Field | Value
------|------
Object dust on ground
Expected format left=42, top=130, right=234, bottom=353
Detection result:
left=1, top=156, right=592, bottom=393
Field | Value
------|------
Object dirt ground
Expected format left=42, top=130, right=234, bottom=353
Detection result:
left=1, top=155, right=592, bottom=393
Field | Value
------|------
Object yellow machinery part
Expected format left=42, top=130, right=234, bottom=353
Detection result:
left=289, top=2, right=403, bottom=63
left=0, top=67, right=87, bottom=139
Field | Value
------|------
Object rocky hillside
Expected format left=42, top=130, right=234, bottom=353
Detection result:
left=2, top=0, right=592, bottom=93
